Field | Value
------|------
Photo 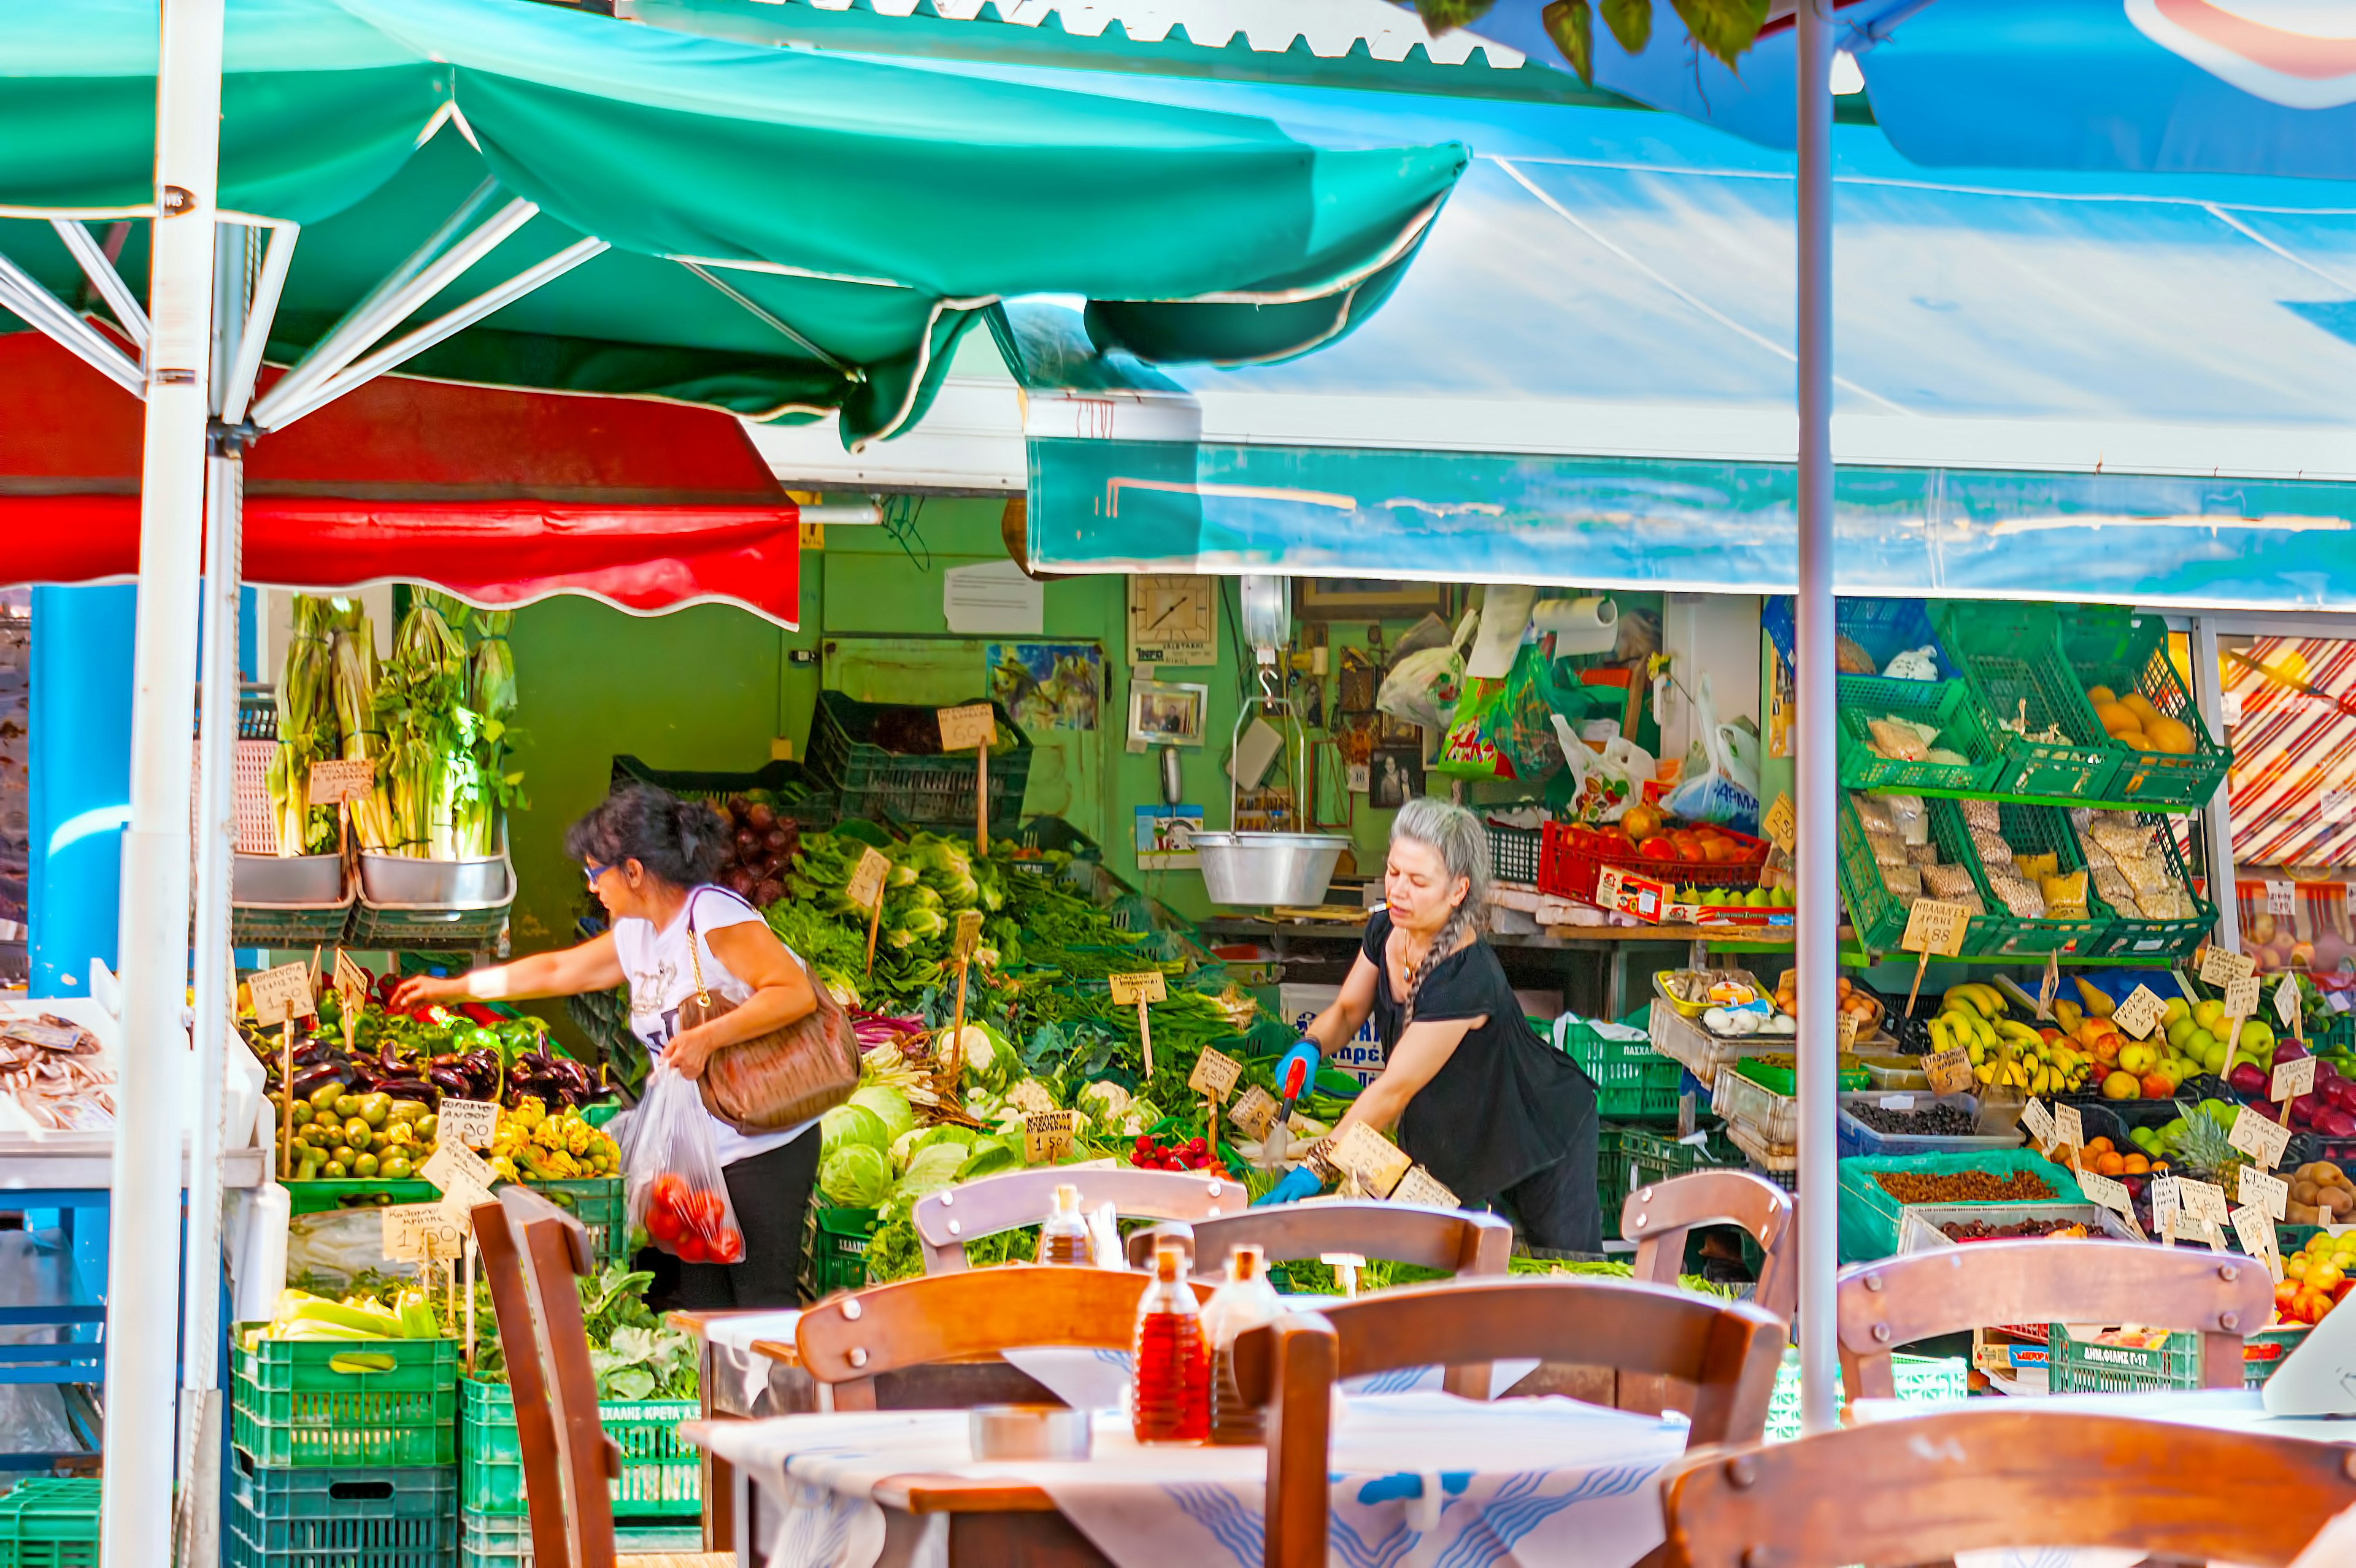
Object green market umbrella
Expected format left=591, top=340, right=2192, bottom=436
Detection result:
left=0, top=0, right=1466, bottom=447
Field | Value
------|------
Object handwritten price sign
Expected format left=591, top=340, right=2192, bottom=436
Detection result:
left=2111, top=985, right=2166, bottom=1042
left=1900, top=899, right=1971, bottom=957
left=845, top=847, right=890, bottom=912
left=306, top=756, right=375, bottom=805
left=248, top=962, right=317, bottom=1026
left=936, top=704, right=998, bottom=752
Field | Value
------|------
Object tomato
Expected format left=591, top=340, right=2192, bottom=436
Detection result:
left=647, top=1204, right=684, bottom=1244
left=652, top=1173, right=688, bottom=1210
left=674, top=1234, right=708, bottom=1264
left=710, top=1228, right=744, bottom=1264
left=685, top=1189, right=726, bottom=1234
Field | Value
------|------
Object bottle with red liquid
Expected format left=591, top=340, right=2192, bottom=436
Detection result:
left=1131, top=1239, right=1210, bottom=1444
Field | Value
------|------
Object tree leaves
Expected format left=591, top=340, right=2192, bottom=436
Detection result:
left=1542, top=0, right=1594, bottom=83
left=1412, top=0, right=1498, bottom=32
left=1538, top=0, right=1769, bottom=85
left=1668, top=0, right=1771, bottom=67
left=1600, top=0, right=1651, bottom=53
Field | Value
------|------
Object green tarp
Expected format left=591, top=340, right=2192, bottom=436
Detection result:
left=0, top=0, right=1464, bottom=445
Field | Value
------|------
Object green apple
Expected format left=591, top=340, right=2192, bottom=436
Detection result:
left=2201, top=1040, right=2229, bottom=1075
left=2193, top=999, right=2227, bottom=1033
left=2165, top=1017, right=2197, bottom=1050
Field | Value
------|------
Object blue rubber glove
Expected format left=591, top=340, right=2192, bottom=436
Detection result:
left=1254, top=1163, right=1326, bottom=1207
left=1273, top=1040, right=1321, bottom=1106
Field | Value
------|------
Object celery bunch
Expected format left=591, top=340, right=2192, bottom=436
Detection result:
left=376, top=593, right=468, bottom=858
left=327, top=602, right=396, bottom=853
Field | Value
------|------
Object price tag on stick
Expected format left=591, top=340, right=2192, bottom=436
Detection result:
left=2280, top=974, right=2306, bottom=1040
left=1326, top=1124, right=1413, bottom=1199
left=1923, top=1046, right=1975, bottom=1097
left=2200, top=947, right=2257, bottom=988
left=1023, top=1110, right=1076, bottom=1165
left=1109, top=970, right=1168, bottom=1078
left=2111, top=985, right=2166, bottom=1041
left=2182, top=1177, right=2231, bottom=1223
left=1899, top=899, right=1970, bottom=1015
left=2150, top=1174, right=2182, bottom=1242
left=849, top=847, right=891, bottom=975
left=436, top=1099, right=500, bottom=1151
left=2078, top=1169, right=2146, bottom=1239
left=1188, top=1045, right=1243, bottom=1103
left=1390, top=1166, right=1459, bottom=1209
left=2232, top=1204, right=2284, bottom=1280
left=2021, top=1097, right=2057, bottom=1152
left=2274, top=1055, right=2317, bottom=1104
left=2228, top=1104, right=2293, bottom=1170
left=945, top=909, right=985, bottom=1081
left=1761, top=793, right=1796, bottom=853
left=2052, top=1102, right=2085, bottom=1155
left=1228, top=1086, right=1280, bottom=1141
left=937, top=704, right=997, bottom=855
left=2238, top=1164, right=2290, bottom=1223
left=306, top=756, right=375, bottom=805
left=248, top=961, right=317, bottom=1027
left=2224, top=975, right=2262, bottom=1023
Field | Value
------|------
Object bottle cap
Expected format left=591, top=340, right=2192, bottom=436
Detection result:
left=1227, top=1243, right=1265, bottom=1283
left=1052, top=1183, right=1079, bottom=1215
left=1154, top=1239, right=1187, bottom=1281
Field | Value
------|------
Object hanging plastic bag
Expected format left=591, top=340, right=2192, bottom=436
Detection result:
left=1376, top=609, right=1478, bottom=736
left=1433, top=641, right=1587, bottom=782
left=1548, top=717, right=1656, bottom=823
left=623, top=1065, right=746, bottom=1266
left=1661, top=673, right=1760, bottom=833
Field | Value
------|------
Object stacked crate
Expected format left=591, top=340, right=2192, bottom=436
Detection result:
left=457, top=1378, right=699, bottom=1566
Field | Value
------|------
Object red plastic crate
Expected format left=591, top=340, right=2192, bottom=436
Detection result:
left=1538, top=821, right=1769, bottom=904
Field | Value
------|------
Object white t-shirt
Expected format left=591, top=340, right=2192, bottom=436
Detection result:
left=612, top=885, right=815, bottom=1167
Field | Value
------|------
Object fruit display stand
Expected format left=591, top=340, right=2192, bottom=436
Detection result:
left=1835, top=674, right=2006, bottom=795
left=1536, top=820, right=1770, bottom=908
left=2046, top=1323, right=2307, bottom=1393
left=228, top=1327, right=461, bottom=1470
left=1944, top=802, right=2109, bottom=959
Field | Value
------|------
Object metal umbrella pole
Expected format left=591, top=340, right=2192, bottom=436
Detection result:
left=1793, top=0, right=1840, bottom=1435
left=106, top=0, right=223, bottom=1561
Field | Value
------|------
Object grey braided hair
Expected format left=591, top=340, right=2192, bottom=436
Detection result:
left=1390, top=797, right=1490, bottom=1026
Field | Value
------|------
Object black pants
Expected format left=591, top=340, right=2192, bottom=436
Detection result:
left=1492, top=1112, right=1603, bottom=1253
left=676, top=1129, right=823, bottom=1310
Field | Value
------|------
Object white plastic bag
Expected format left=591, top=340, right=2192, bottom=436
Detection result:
left=623, top=1065, right=745, bottom=1266
left=1549, top=717, right=1655, bottom=823
left=1377, top=609, right=1479, bottom=736
left=1662, top=674, right=1760, bottom=834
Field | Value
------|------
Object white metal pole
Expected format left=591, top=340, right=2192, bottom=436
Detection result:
left=175, top=222, right=247, bottom=1568
left=2189, top=617, right=2241, bottom=953
left=1794, top=0, right=1840, bottom=1436
left=107, top=0, right=222, bottom=1562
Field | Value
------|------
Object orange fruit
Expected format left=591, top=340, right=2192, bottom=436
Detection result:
left=2122, top=1153, right=2149, bottom=1175
left=2086, top=1136, right=2114, bottom=1155
left=2096, top=1151, right=2127, bottom=1177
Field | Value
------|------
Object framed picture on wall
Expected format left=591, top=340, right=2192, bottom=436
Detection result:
left=1128, top=681, right=1209, bottom=747
left=1295, top=578, right=1450, bottom=622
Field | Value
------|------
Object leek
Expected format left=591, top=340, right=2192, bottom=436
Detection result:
left=271, top=596, right=339, bottom=855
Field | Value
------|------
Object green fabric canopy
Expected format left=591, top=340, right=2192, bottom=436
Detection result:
left=0, top=0, right=1465, bottom=445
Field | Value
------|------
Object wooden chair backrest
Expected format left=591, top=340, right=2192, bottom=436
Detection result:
left=1622, top=1169, right=1796, bottom=1321
left=1658, top=1407, right=2356, bottom=1567
left=795, top=1264, right=1214, bottom=1412
left=473, top=1187, right=617, bottom=1568
left=1125, top=1204, right=1512, bottom=1280
left=1836, top=1239, right=2274, bottom=1398
left=912, top=1167, right=1241, bottom=1272
left=1234, top=1278, right=1788, bottom=1568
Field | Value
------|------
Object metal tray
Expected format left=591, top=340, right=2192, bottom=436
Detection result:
left=231, top=853, right=346, bottom=905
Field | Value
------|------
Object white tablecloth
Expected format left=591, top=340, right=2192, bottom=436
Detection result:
left=695, top=1393, right=1688, bottom=1568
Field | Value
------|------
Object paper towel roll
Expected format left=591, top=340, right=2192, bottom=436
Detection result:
left=1531, top=596, right=1617, bottom=656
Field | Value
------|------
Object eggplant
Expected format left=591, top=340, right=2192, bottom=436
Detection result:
left=289, top=1064, right=347, bottom=1099
left=427, top=1065, right=474, bottom=1097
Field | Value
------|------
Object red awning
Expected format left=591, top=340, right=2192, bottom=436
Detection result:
left=0, top=332, right=801, bottom=625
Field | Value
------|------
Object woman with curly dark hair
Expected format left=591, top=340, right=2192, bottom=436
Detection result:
left=393, top=783, right=823, bottom=1306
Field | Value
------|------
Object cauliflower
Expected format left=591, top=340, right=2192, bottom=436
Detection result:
left=1004, top=1079, right=1057, bottom=1117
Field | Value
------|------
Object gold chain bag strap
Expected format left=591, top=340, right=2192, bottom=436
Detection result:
left=678, top=891, right=860, bottom=1135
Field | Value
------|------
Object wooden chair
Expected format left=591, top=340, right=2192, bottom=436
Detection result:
left=1623, top=1168, right=1796, bottom=1321
left=1657, top=1407, right=2356, bottom=1567
left=795, top=1263, right=1214, bottom=1411
left=1836, top=1238, right=2274, bottom=1399
left=472, top=1186, right=619, bottom=1568
left=1234, top=1277, right=1787, bottom=1568
left=1123, top=1202, right=1512, bottom=1281
left=912, top=1166, right=1240, bottom=1273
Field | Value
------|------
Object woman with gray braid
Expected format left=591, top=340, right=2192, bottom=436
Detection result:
left=1257, top=797, right=1603, bottom=1250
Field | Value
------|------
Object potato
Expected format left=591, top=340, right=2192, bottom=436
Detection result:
left=2295, top=1179, right=2322, bottom=1207
left=2290, top=1201, right=2323, bottom=1226
left=2322, top=1187, right=2355, bottom=1217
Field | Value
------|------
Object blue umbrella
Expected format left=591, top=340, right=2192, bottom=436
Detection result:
left=1476, top=0, right=2356, bottom=177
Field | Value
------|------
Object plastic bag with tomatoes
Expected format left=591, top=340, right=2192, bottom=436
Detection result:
left=623, top=1064, right=747, bottom=1266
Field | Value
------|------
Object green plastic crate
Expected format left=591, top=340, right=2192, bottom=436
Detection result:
left=459, top=1512, right=529, bottom=1568
left=0, top=1479, right=99, bottom=1568
left=807, top=692, right=1033, bottom=835
left=1935, top=602, right=2121, bottom=799
left=460, top=1377, right=698, bottom=1518
left=1730, top=1058, right=1869, bottom=1096
left=1835, top=676, right=2006, bottom=795
left=1946, top=802, right=2109, bottom=959
left=1765, top=1347, right=1964, bottom=1442
left=1836, top=790, right=1990, bottom=957
left=2075, top=813, right=2217, bottom=962
left=231, top=1328, right=459, bottom=1469
left=1620, top=1126, right=1742, bottom=1189
left=2059, top=608, right=2232, bottom=809
left=1596, top=1126, right=1630, bottom=1243
left=526, top=1177, right=626, bottom=1270
left=1557, top=1017, right=1680, bottom=1122
left=799, top=1204, right=880, bottom=1297
left=229, top=1456, right=456, bottom=1558
left=2047, top=1323, right=2306, bottom=1393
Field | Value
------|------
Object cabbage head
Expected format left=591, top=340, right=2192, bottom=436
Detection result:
left=1075, top=1080, right=1131, bottom=1122
left=848, top=1084, right=915, bottom=1143
left=910, top=1125, right=974, bottom=1159
left=957, top=1139, right=1020, bottom=1182
left=888, top=1126, right=923, bottom=1173
left=822, top=1103, right=890, bottom=1161
left=893, top=1143, right=970, bottom=1201
left=818, top=1144, right=892, bottom=1209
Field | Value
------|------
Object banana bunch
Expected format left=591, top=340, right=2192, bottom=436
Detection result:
left=1932, top=983, right=2092, bottom=1097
